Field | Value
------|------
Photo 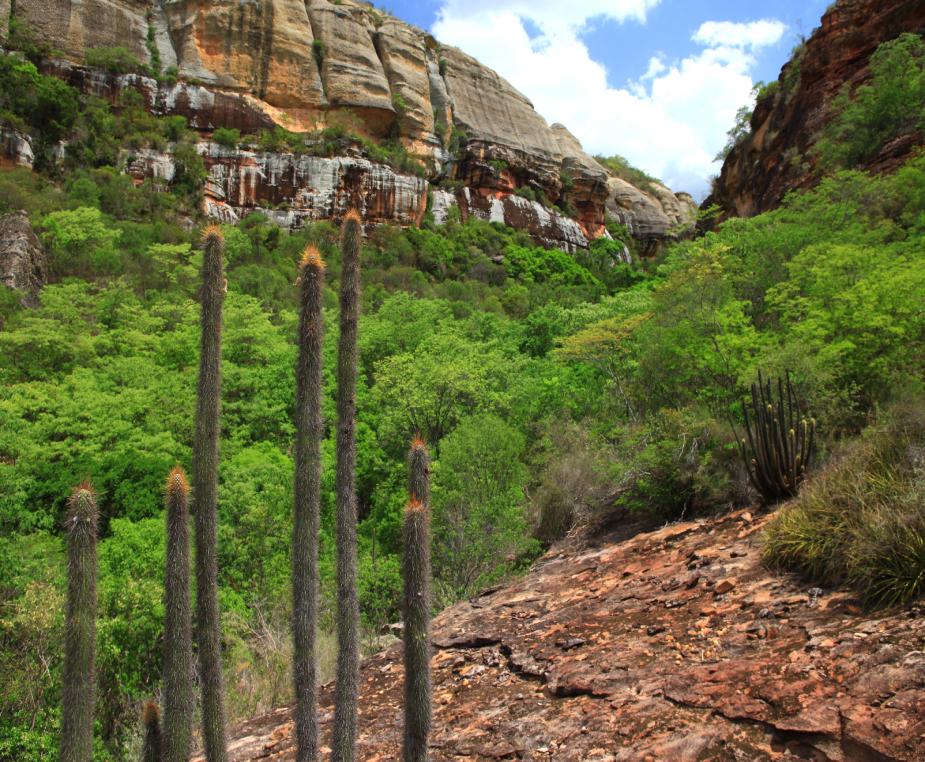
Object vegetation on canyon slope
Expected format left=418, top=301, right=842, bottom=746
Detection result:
left=1, top=34, right=925, bottom=760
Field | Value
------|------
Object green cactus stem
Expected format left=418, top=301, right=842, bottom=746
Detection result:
left=162, top=467, right=194, bottom=762
left=292, top=246, right=325, bottom=762
left=333, top=209, right=362, bottom=762
left=60, top=483, right=98, bottom=762
left=193, top=224, right=228, bottom=761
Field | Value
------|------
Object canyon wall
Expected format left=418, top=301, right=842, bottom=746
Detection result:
left=9, top=0, right=696, bottom=252
left=706, top=0, right=925, bottom=222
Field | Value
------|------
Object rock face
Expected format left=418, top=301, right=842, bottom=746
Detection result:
left=0, top=212, right=47, bottom=307
left=9, top=0, right=695, bottom=252
left=706, top=0, right=925, bottom=221
left=126, top=142, right=429, bottom=228
left=208, top=509, right=925, bottom=761
left=607, top=177, right=697, bottom=257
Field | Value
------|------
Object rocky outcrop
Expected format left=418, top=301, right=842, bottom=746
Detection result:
left=206, top=509, right=925, bottom=760
left=706, top=0, right=925, bottom=221
left=126, top=142, right=429, bottom=228
left=0, top=212, right=47, bottom=307
left=9, top=0, right=694, bottom=253
left=431, top=188, right=589, bottom=253
left=607, top=177, right=697, bottom=256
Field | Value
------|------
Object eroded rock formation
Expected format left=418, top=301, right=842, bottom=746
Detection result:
left=0, top=211, right=47, bottom=307
left=203, top=510, right=925, bottom=761
left=706, top=0, right=925, bottom=221
left=9, top=0, right=695, bottom=252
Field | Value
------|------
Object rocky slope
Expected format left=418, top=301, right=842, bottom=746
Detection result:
left=6, top=0, right=696, bottom=252
left=706, top=0, right=925, bottom=221
left=206, top=510, right=925, bottom=761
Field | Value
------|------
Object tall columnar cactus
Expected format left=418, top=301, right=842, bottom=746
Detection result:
left=60, top=483, right=98, bottom=762
left=403, top=440, right=432, bottom=762
left=333, top=209, right=362, bottom=762
left=142, top=702, right=162, bottom=762
left=292, top=246, right=325, bottom=762
left=193, top=224, right=228, bottom=761
left=162, top=467, right=194, bottom=762
left=734, top=370, right=816, bottom=502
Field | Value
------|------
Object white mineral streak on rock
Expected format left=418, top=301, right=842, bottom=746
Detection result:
left=429, top=190, right=457, bottom=225
left=196, top=144, right=427, bottom=226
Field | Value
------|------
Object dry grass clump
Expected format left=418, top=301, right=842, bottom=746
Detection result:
left=764, top=400, right=925, bottom=606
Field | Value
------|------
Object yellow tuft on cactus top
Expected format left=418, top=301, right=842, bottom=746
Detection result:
left=405, top=498, right=426, bottom=514
left=143, top=701, right=161, bottom=726
left=410, top=436, right=427, bottom=452
left=201, top=224, right=224, bottom=245
left=300, top=245, right=326, bottom=271
left=165, top=466, right=190, bottom=497
left=343, top=208, right=362, bottom=225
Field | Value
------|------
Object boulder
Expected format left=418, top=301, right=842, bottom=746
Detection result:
left=0, top=211, right=47, bottom=307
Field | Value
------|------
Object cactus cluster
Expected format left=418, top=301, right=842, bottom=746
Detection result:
left=60, top=484, right=98, bottom=762
left=292, top=245, right=325, bottom=762
left=56, top=211, right=439, bottom=762
left=734, top=371, right=816, bottom=502
left=403, top=439, right=433, bottom=762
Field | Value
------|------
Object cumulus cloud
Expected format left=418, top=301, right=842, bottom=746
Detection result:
left=693, top=19, right=787, bottom=50
left=432, top=3, right=785, bottom=199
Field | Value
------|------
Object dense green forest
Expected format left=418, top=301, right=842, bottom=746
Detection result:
left=1, top=33, right=925, bottom=759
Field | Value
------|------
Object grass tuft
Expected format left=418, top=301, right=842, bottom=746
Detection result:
left=763, top=399, right=925, bottom=606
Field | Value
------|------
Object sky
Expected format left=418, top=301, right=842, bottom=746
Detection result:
left=383, top=0, right=832, bottom=198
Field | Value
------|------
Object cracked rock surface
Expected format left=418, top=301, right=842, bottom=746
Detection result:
left=204, top=510, right=925, bottom=761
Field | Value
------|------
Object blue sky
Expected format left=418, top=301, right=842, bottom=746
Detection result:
left=381, top=0, right=833, bottom=198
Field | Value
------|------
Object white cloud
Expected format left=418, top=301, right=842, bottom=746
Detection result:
left=432, top=3, right=786, bottom=200
left=693, top=19, right=786, bottom=50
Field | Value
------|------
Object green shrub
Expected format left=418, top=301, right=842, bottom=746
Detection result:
left=817, top=33, right=925, bottom=170
left=764, top=400, right=925, bottom=605
left=85, top=46, right=143, bottom=76
left=212, top=127, right=241, bottom=149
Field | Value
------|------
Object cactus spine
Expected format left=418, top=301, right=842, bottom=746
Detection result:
left=60, top=484, right=98, bottom=762
left=142, top=701, right=162, bottom=762
left=292, top=246, right=325, bottom=762
left=403, top=440, right=432, bottom=762
left=734, top=370, right=816, bottom=502
left=162, top=467, right=194, bottom=762
left=193, top=225, right=228, bottom=761
left=333, top=209, right=362, bottom=762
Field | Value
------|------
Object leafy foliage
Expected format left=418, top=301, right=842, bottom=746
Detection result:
left=817, top=33, right=925, bottom=169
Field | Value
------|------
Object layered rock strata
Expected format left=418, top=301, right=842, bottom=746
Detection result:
left=10, top=0, right=696, bottom=251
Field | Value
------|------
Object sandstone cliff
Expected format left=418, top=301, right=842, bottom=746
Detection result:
left=8, top=0, right=695, bottom=253
left=199, top=510, right=925, bottom=761
left=706, top=0, right=925, bottom=221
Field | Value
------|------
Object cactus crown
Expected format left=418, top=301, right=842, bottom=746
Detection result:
left=67, top=483, right=97, bottom=526
left=343, top=208, right=362, bottom=226
left=406, top=498, right=425, bottom=515
left=143, top=701, right=161, bottom=727
left=410, top=436, right=427, bottom=453
left=300, top=245, right=326, bottom=271
left=165, top=466, right=190, bottom=497
left=201, top=224, right=224, bottom=247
